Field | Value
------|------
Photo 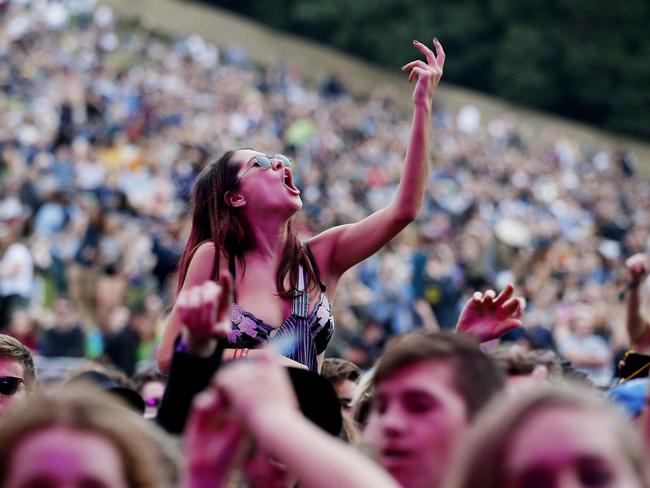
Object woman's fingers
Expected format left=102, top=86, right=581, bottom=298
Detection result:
left=412, top=39, right=436, bottom=65
left=408, top=66, right=427, bottom=83
left=401, top=60, right=428, bottom=72
left=433, top=37, right=445, bottom=67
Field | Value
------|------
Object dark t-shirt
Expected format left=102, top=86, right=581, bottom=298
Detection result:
left=39, top=325, right=86, bottom=358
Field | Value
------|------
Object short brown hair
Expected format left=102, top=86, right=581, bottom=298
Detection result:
left=374, top=332, right=504, bottom=419
left=0, top=334, right=35, bottom=387
left=490, top=346, right=563, bottom=378
left=321, top=358, right=361, bottom=385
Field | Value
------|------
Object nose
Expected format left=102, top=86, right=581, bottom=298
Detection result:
left=271, top=156, right=286, bottom=170
left=379, top=404, right=408, bottom=436
left=556, top=469, right=584, bottom=488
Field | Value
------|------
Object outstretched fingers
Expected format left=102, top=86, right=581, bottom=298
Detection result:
left=494, top=283, right=515, bottom=306
left=498, top=318, right=523, bottom=335
left=401, top=60, right=428, bottom=72
left=432, top=37, right=445, bottom=68
left=482, top=289, right=496, bottom=305
left=412, top=39, right=436, bottom=65
left=502, top=297, right=521, bottom=317
left=408, top=66, right=427, bottom=83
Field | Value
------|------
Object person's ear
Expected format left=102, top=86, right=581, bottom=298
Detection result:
left=224, top=191, right=246, bottom=208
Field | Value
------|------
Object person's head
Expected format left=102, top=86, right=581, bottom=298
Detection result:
left=133, top=367, right=167, bottom=419
left=0, top=334, right=35, bottom=418
left=571, top=304, right=596, bottom=337
left=53, top=297, right=78, bottom=329
left=177, top=149, right=309, bottom=299
left=491, top=346, right=563, bottom=393
left=444, top=385, right=650, bottom=488
left=351, top=369, right=376, bottom=430
left=321, top=358, right=361, bottom=412
left=364, top=331, right=505, bottom=488
left=0, top=386, right=178, bottom=488
left=7, top=309, right=33, bottom=339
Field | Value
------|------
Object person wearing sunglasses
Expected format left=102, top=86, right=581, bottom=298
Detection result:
left=158, top=38, right=445, bottom=374
left=0, top=334, right=35, bottom=419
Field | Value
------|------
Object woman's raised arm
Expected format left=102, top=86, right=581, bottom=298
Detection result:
left=309, top=38, right=445, bottom=282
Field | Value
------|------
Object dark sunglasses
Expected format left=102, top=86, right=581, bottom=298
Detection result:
left=0, top=376, right=24, bottom=396
left=231, top=154, right=292, bottom=188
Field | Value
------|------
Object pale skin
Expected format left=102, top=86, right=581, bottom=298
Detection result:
left=625, top=253, right=649, bottom=350
left=158, top=38, right=446, bottom=373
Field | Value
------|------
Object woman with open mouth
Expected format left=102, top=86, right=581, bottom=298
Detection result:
left=158, top=38, right=445, bottom=373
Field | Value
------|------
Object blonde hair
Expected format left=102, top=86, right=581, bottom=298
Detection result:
left=0, top=386, right=180, bottom=487
left=443, top=385, right=650, bottom=488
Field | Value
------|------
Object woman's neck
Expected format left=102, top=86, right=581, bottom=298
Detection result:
left=247, top=218, right=290, bottom=261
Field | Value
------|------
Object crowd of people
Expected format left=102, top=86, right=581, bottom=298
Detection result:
left=0, top=0, right=649, bottom=377
left=2, top=0, right=650, bottom=486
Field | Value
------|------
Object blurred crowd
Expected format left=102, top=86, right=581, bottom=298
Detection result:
left=3, top=2, right=650, bottom=488
left=0, top=0, right=649, bottom=389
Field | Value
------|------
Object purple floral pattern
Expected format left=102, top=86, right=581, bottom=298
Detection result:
left=229, top=305, right=259, bottom=342
left=316, top=294, right=331, bottom=328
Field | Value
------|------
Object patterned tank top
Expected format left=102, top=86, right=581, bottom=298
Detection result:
left=226, top=241, right=335, bottom=372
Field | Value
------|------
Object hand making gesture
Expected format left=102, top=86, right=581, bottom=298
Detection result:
left=176, top=273, right=233, bottom=356
left=402, top=38, right=445, bottom=110
left=456, top=284, right=525, bottom=343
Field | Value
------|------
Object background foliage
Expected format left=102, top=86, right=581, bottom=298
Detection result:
left=197, top=0, right=650, bottom=139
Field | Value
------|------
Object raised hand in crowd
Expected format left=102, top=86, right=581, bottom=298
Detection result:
left=184, top=351, right=399, bottom=488
left=626, top=253, right=649, bottom=283
left=402, top=38, right=445, bottom=110
left=625, top=253, right=650, bottom=349
left=175, top=273, right=232, bottom=357
left=182, top=388, right=247, bottom=488
left=456, top=284, right=525, bottom=343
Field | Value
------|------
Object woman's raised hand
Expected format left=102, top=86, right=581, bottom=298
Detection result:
left=401, top=38, right=445, bottom=110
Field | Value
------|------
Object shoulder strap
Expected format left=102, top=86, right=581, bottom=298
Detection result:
left=300, top=240, right=325, bottom=291
left=229, top=254, right=237, bottom=303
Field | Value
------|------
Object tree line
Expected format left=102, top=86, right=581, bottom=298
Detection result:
left=197, top=0, right=650, bottom=139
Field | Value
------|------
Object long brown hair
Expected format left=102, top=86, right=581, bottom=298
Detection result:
left=176, top=149, right=318, bottom=299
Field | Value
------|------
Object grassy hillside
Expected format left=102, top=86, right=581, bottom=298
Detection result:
left=100, top=0, right=650, bottom=175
